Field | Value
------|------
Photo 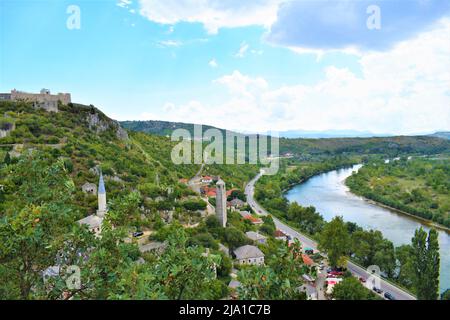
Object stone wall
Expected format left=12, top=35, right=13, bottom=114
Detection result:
left=9, top=89, right=71, bottom=112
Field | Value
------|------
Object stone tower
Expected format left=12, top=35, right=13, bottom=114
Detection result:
left=215, top=178, right=227, bottom=228
left=97, top=173, right=107, bottom=218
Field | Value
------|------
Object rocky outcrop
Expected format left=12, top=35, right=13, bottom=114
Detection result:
left=116, top=125, right=128, bottom=140
left=86, top=112, right=128, bottom=141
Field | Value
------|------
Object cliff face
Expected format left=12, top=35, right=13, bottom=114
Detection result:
left=86, top=111, right=128, bottom=141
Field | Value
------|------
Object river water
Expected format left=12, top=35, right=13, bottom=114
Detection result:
left=285, top=164, right=449, bottom=293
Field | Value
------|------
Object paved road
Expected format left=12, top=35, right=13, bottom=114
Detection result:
left=245, top=171, right=416, bottom=301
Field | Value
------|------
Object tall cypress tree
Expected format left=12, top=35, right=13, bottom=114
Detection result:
left=412, top=228, right=428, bottom=299
left=411, top=227, right=440, bottom=300
left=426, top=229, right=440, bottom=300
left=3, top=152, right=11, bottom=165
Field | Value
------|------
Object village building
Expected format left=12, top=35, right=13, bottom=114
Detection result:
left=233, top=245, right=265, bottom=266
left=0, top=121, right=15, bottom=139
left=227, top=198, right=245, bottom=210
left=245, top=231, right=267, bottom=244
left=77, top=173, right=107, bottom=236
left=201, top=176, right=213, bottom=184
left=274, top=229, right=288, bottom=241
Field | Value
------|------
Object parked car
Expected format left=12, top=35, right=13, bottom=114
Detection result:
left=384, top=292, right=395, bottom=300
left=373, top=287, right=383, bottom=294
left=327, top=274, right=338, bottom=278
left=329, top=271, right=344, bottom=276
left=359, top=277, right=366, bottom=283
left=133, top=231, right=144, bottom=238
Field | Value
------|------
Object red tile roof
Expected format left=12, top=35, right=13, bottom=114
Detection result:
left=302, top=254, right=314, bottom=266
left=274, top=230, right=286, bottom=237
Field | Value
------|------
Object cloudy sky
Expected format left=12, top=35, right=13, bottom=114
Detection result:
left=1, top=0, right=449, bottom=135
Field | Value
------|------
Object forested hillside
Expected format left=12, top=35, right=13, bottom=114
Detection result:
left=0, top=101, right=202, bottom=216
left=121, top=120, right=450, bottom=159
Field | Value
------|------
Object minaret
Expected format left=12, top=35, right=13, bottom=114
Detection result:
left=96, top=173, right=107, bottom=218
left=215, top=178, right=227, bottom=228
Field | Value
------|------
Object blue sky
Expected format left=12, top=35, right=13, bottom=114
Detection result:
left=1, top=0, right=449, bottom=134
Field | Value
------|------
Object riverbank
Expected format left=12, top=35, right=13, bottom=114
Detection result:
left=356, top=194, right=450, bottom=233
left=284, top=165, right=449, bottom=293
left=345, top=178, right=450, bottom=233
left=345, top=158, right=450, bottom=231
left=247, top=170, right=417, bottom=300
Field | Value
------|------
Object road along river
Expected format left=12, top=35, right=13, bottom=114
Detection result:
left=284, top=164, right=449, bottom=294
left=245, top=171, right=416, bottom=300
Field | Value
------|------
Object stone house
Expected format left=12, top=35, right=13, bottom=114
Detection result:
left=233, top=245, right=265, bottom=266
left=245, top=231, right=267, bottom=244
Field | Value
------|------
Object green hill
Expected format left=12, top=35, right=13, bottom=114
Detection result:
left=121, top=120, right=450, bottom=158
left=0, top=101, right=202, bottom=217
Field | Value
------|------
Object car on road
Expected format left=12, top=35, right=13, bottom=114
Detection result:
left=329, top=271, right=344, bottom=276
left=384, top=292, right=395, bottom=300
left=373, top=287, right=383, bottom=294
left=133, top=231, right=144, bottom=238
left=359, top=277, right=366, bottom=283
left=327, top=274, right=339, bottom=278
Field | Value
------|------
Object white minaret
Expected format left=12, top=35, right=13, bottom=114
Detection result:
left=96, top=173, right=107, bottom=218
left=216, top=178, right=227, bottom=228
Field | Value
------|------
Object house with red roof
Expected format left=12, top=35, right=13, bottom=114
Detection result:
left=302, top=254, right=314, bottom=266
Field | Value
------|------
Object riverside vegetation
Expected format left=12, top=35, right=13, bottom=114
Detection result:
left=346, top=157, right=450, bottom=228
left=254, top=157, right=446, bottom=299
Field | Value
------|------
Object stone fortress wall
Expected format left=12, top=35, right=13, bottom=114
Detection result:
left=0, top=89, right=71, bottom=112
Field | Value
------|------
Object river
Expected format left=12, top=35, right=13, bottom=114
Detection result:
left=285, top=164, right=449, bottom=293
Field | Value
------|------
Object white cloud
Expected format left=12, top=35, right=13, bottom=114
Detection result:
left=209, top=59, right=218, bottom=68
left=137, top=0, right=283, bottom=34
left=138, top=19, right=450, bottom=135
left=157, top=40, right=183, bottom=47
left=235, top=41, right=249, bottom=58
left=117, top=0, right=132, bottom=8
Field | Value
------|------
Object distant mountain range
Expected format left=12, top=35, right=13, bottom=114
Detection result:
left=278, top=129, right=394, bottom=139
left=430, top=132, right=450, bottom=140
left=120, top=120, right=449, bottom=140
left=120, top=120, right=450, bottom=157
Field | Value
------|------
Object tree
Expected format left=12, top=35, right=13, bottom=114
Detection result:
left=109, top=226, right=222, bottom=300
left=260, top=215, right=276, bottom=236
left=318, top=216, right=350, bottom=267
left=395, top=244, right=415, bottom=289
left=411, top=227, right=440, bottom=300
left=221, top=227, right=250, bottom=250
left=425, top=228, right=440, bottom=300
left=0, top=155, right=78, bottom=299
left=237, top=242, right=307, bottom=300
left=107, top=191, right=142, bottom=228
left=3, top=152, right=11, bottom=165
left=332, top=277, right=378, bottom=300
left=441, top=289, right=450, bottom=300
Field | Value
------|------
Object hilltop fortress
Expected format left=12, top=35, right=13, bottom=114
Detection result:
left=0, top=88, right=71, bottom=112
